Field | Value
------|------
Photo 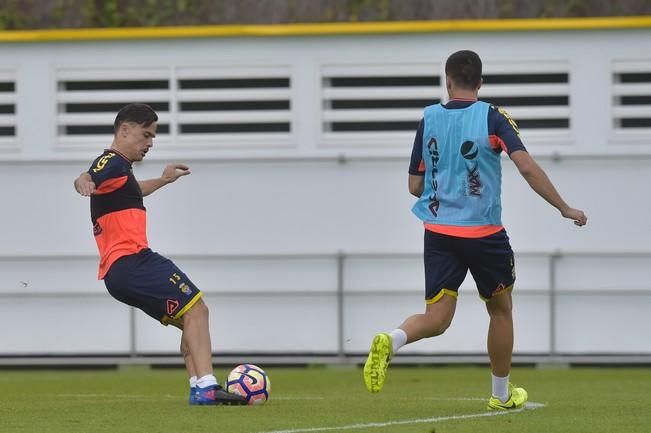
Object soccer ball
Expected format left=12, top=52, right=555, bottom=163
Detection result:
left=226, top=364, right=271, bottom=405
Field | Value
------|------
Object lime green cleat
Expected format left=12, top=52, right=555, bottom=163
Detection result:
left=363, top=333, right=393, bottom=393
left=487, top=383, right=528, bottom=410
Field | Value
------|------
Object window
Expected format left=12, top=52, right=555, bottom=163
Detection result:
left=613, top=60, right=651, bottom=134
left=0, top=70, right=17, bottom=148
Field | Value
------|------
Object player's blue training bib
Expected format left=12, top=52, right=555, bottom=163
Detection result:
left=412, top=101, right=503, bottom=226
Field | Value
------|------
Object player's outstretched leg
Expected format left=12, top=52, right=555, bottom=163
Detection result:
left=487, top=383, right=528, bottom=410
left=181, top=300, right=247, bottom=406
left=363, top=333, right=393, bottom=392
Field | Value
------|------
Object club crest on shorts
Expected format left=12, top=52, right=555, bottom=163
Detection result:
left=493, top=283, right=509, bottom=296
left=166, top=299, right=180, bottom=315
left=179, top=282, right=192, bottom=295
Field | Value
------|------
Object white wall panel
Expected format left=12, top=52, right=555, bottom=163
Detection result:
left=555, top=256, right=651, bottom=291
left=0, top=297, right=130, bottom=354
left=555, top=295, right=651, bottom=353
left=135, top=294, right=339, bottom=353
left=0, top=257, right=101, bottom=294
left=171, top=257, right=337, bottom=293
left=0, top=28, right=649, bottom=359
left=0, top=157, right=649, bottom=356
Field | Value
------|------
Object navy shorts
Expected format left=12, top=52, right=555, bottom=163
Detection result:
left=103, top=249, right=203, bottom=325
left=424, top=229, right=515, bottom=302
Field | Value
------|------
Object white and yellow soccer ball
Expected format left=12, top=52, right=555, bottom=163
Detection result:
left=226, top=364, right=271, bottom=405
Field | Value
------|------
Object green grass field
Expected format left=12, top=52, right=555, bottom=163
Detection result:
left=1, top=365, right=649, bottom=433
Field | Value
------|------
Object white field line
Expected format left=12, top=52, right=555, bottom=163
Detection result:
left=257, top=402, right=546, bottom=433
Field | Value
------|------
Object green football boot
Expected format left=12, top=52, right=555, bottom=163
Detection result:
left=487, top=383, right=528, bottom=410
left=363, top=333, right=393, bottom=393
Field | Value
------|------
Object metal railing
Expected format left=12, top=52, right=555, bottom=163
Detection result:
left=1, top=250, right=650, bottom=366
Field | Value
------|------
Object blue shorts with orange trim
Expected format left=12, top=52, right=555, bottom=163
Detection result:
left=103, top=248, right=203, bottom=325
left=424, top=229, right=515, bottom=302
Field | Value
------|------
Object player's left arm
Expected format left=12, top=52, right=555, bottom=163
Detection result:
left=138, top=163, right=191, bottom=197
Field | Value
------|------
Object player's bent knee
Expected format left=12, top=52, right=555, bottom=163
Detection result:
left=486, top=292, right=513, bottom=317
left=166, top=316, right=184, bottom=330
left=431, top=317, right=453, bottom=336
left=424, top=292, right=457, bottom=332
left=185, top=298, right=209, bottom=320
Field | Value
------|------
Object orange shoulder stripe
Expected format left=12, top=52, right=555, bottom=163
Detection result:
left=489, top=134, right=508, bottom=153
left=95, top=176, right=128, bottom=195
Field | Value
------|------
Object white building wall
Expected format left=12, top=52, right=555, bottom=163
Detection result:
left=0, top=27, right=650, bottom=359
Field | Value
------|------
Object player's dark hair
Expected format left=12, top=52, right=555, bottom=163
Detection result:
left=445, top=50, right=482, bottom=90
left=113, top=103, right=158, bottom=132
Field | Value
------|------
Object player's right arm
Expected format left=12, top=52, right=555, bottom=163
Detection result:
left=408, top=175, right=424, bottom=198
left=408, top=119, right=425, bottom=197
left=74, top=151, right=128, bottom=197
left=510, top=149, right=587, bottom=227
left=74, top=172, right=96, bottom=196
left=491, top=105, right=587, bottom=227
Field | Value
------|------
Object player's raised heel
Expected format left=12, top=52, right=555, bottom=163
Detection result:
left=487, top=383, right=528, bottom=410
left=191, top=384, right=248, bottom=406
left=363, top=333, right=393, bottom=393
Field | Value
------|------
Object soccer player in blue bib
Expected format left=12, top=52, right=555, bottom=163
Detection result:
left=74, top=103, right=246, bottom=405
left=363, top=51, right=587, bottom=410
